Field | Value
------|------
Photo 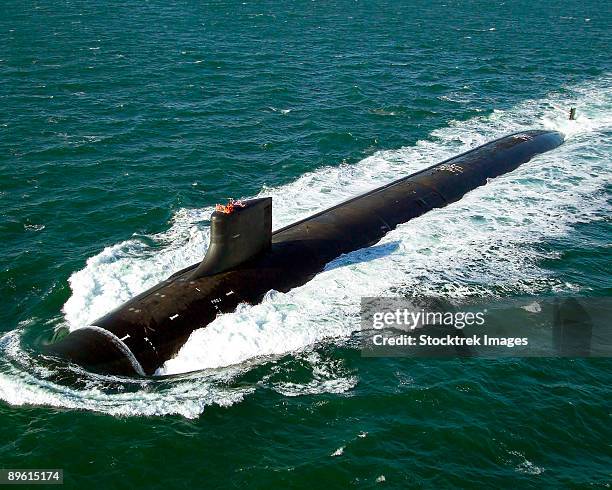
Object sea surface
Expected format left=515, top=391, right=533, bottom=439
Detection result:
left=0, top=0, right=610, bottom=488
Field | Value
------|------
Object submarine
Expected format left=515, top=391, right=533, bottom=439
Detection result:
left=46, top=130, right=564, bottom=376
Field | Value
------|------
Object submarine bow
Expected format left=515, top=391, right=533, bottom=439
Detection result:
left=46, top=130, right=564, bottom=376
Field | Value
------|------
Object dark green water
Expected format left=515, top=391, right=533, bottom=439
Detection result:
left=1, top=0, right=610, bottom=488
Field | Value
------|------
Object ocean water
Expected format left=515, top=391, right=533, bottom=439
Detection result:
left=0, top=0, right=610, bottom=488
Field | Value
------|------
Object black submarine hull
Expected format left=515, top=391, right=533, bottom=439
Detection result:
left=46, top=130, right=564, bottom=376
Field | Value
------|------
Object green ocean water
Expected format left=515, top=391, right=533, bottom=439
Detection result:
left=1, top=0, right=611, bottom=488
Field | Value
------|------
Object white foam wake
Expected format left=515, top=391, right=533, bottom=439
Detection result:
left=0, top=327, right=255, bottom=419
left=0, top=75, right=609, bottom=416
